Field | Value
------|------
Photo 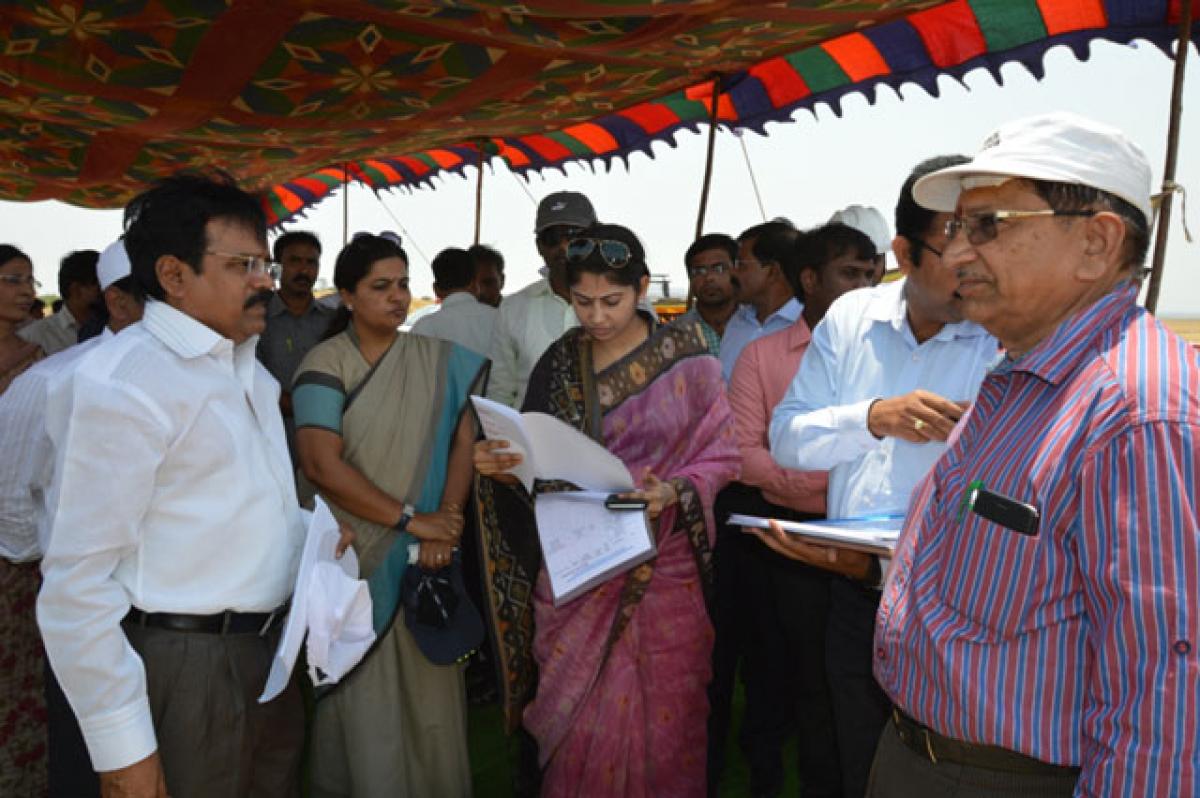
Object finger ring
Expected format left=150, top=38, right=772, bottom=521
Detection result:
left=913, top=418, right=926, bottom=432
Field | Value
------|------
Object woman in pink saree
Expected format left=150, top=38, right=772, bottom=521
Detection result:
left=475, top=223, right=739, bottom=797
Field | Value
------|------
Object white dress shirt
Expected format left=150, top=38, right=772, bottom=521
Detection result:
left=0, top=330, right=108, bottom=562
left=18, top=305, right=79, bottom=355
left=718, top=298, right=803, bottom=382
left=769, top=279, right=997, bottom=519
left=486, top=277, right=578, bottom=408
left=410, top=290, right=498, bottom=358
left=37, top=300, right=305, bottom=772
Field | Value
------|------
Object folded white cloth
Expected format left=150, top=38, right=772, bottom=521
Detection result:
left=306, top=560, right=375, bottom=686
left=259, top=499, right=374, bottom=703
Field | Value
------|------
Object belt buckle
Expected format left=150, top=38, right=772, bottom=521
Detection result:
left=923, top=728, right=939, bottom=765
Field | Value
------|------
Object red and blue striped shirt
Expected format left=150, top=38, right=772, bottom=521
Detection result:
left=875, top=281, right=1200, bottom=796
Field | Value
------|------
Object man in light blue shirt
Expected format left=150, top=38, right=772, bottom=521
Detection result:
left=718, top=221, right=803, bottom=382
left=764, top=156, right=998, bottom=798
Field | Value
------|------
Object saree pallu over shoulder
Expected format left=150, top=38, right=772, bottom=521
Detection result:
left=294, top=331, right=488, bottom=674
left=476, top=320, right=739, bottom=733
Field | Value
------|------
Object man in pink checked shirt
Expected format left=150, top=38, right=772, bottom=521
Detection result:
left=718, top=222, right=879, bottom=797
left=870, top=114, right=1200, bottom=797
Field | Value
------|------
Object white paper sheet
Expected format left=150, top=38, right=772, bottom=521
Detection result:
left=259, top=498, right=361, bottom=703
left=535, top=490, right=656, bottom=605
left=730, top=514, right=903, bottom=557
left=471, top=396, right=634, bottom=493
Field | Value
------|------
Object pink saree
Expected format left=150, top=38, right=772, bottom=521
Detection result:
left=478, top=318, right=739, bottom=797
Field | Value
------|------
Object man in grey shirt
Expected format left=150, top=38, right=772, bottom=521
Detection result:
left=256, top=230, right=334, bottom=465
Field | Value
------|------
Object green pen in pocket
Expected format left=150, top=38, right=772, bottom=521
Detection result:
left=957, top=479, right=985, bottom=522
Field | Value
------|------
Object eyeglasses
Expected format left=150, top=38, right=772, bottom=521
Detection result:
left=909, top=238, right=943, bottom=259
left=537, top=225, right=587, bottom=248
left=944, top=209, right=1096, bottom=246
left=206, top=251, right=282, bottom=281
left=688, top=262, right=731, bottom=278
left=565, top=238, right=634, bottom=269
left=733, top=257, right=764, bottom=271
left=0, top=274, right=41, bottom=289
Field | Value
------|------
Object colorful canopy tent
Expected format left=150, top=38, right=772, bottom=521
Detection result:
left=1, top=1, right=1197, bottom=229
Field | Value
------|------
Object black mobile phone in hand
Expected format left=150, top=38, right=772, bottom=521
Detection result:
left=605, top=494, right=649, bottom=511
left=971, top=488, right=1040, bottom=536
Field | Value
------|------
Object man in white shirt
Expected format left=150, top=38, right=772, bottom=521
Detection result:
left=0, top=239, right=141, bottom=798
left=38, top=173, right=307, bottom=798
left=718, top=221, right=804, bottom=382
left=486, top=190, right=597, bottom=408
left=1, top=240, right=141, bottom=561
left=18, top=249, right=102, bottom=355
left=764, top=156, right=998, bottom=798
left=411, top=246, right=498, bottom=358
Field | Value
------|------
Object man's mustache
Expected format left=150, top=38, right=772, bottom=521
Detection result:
left=244, top=289, right=274, bottom=309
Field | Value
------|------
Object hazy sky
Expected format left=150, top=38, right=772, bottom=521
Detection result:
left=3, top=39, right=1197, bottom=317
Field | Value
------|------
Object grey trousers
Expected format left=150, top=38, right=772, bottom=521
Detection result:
left=865, top=721, right=1078, bottom=798
left=123, top=620, right=304, bottom=798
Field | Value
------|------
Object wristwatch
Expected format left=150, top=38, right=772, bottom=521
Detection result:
left=393, top=503, right=416, bottom=532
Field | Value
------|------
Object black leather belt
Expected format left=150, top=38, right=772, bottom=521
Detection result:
left=892, top=708, right=1080, bottom=777
left=124, top=602, right=290, bottom=637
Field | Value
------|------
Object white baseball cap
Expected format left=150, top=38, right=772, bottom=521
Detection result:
left=914, top=112, right=1153, bottom=223
left=97, top=239, right=131, bottom=290
left=829, top=204, right=891, bottom=253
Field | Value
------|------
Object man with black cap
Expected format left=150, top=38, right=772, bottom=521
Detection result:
left=871, top=113, right=1200, bottom=796
left=486, top=190, right=596, bottom=408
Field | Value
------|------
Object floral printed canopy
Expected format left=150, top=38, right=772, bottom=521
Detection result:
left=1, top=1, right=1196, bottom=225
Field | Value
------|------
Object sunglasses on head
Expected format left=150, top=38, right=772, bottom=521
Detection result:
left=352, top=230, right=403, bottom=246
left=536, top=225, right=587, bottom=248
left=565, top=238, right=634, bottom=270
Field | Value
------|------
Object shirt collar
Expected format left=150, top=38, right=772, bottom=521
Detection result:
left=267, top=293, right=288, bottom=318
left=735, top=297, right=802, bottom=326
left=1001, top=281, right=1139, bottom=386
left=783, top=316, right=812, bottom=350
left=142, top=299, right=235, bottom=360
left=56, top=305, right=78, bottom=329
left=268, top=292, right=324, bottom=318
left=440, top=291, right=477, bottom=308
left=863, top=278, right=988, bottom=343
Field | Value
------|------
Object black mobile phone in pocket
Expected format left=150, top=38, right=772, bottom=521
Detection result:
left=971, top=488, right=1040, bottom=537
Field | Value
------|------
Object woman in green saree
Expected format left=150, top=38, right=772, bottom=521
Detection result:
left=293, top=233, right=487, bottom=797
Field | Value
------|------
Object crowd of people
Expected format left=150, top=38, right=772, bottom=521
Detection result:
left=0, top=110, right=1197, bottom=798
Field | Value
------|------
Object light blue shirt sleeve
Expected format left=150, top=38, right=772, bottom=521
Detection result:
left=769, top=311, right=880, bottom=471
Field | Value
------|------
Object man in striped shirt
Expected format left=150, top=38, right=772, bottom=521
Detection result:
left=872, top=113, right=1200, bottom=796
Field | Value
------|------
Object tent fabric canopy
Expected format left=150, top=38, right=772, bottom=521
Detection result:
left=0, top=1, right=1196, bottom=227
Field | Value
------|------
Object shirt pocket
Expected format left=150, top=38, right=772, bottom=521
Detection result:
left=926, top=478, right=1060, bottom=643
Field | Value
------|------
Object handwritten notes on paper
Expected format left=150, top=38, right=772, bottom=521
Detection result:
left=535, top=491, right=656, bottom=605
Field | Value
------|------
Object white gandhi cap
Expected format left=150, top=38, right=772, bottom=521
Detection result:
left=97, top=239, right=131, bottom=291
left=828, top=204, right=891, bottom=253
left=913, top=112, right=1153, bottom=223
